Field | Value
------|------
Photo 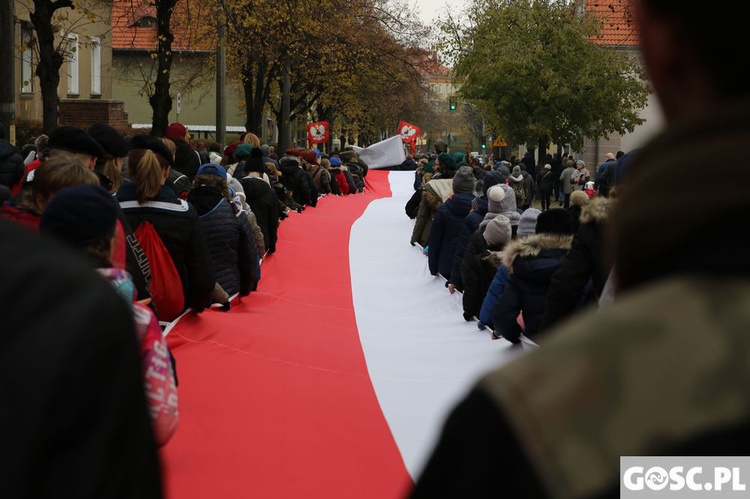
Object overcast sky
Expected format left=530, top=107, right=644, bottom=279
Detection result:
left=413, top=0, right=459, bottom=27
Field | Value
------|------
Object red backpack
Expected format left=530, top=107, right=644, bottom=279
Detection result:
left=133, top=221, right=185, bottom=322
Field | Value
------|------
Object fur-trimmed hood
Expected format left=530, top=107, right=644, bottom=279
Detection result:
left=579, top=195, right=616, bottom=225
left=501, top=233, right=574, bottom=271
left=482, top=233, right=572, bottom=271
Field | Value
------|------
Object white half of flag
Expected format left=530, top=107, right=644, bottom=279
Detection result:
left=352, top=135, right=406, bottom=169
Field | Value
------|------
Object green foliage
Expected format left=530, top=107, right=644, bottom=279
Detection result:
left=440, top=0, right=649, bottom=150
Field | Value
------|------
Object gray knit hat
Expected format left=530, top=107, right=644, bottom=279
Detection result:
left=483, top=215, right=512, bottom=248
left=498, top=183, right=517, bottom=214
left=486, top=184, right=506, bottom=213
left=452, top=165, right=475, bottom=194
left=517, top=208, right=541, bottom=238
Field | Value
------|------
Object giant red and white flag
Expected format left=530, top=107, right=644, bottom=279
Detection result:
left=160, top=171, right=527, bottom=498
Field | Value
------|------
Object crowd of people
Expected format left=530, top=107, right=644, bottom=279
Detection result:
left=409, top=0, right=750, bottom=495
left=3, top=0, right=749, bottom=494
left=0, top=120, right=371, bottom=496
left=406, top=143, right=621, bottom=347
left=0, top=122, right=373, bottom=315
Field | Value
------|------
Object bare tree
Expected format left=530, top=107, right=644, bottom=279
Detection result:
left=25, top=0, right=109, bottom=132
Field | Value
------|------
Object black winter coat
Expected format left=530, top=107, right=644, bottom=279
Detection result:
left=279, top=162, right=316, bottom=207
left=543, top=197, right=615, bottom=330
left=536, top=168, right=554, bottom=193
left=0, top=140, right=24, bottom=190
left=240, top=176, right=279, bottom=254
left=117, top=182, right=216, bottom=313
left=459, top=227, right=496, bottom=320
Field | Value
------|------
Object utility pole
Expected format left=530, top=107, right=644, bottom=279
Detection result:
left=0, top=1, right=16, bottom=140
left=279, top=57, right=291, bottom=153
left=215, top=5, right=226, bottom=149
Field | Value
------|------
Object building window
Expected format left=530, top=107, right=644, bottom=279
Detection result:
left=132, top=16, right=157, bottom=28
left=91, top=37, right=101, bottom=96
left=21, top=24, right=33, bottom=94
left=67, top=34, right=79, bottom=95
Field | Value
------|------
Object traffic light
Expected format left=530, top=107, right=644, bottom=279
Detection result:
left=480, top=136, right=486, bottom=149
left=449, top=96, right=457, bottom=111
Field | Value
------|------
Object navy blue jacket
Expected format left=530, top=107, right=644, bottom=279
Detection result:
left=428, top=193, right=474, bottom=279
left=187, top=186, right=260, bottom=297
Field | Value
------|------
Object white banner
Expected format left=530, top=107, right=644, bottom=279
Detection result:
left=351, top=135, right=406, bottom=169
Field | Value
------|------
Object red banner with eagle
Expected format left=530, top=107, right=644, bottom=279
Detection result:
left=398, top=120, right=421, bottom=155
left=307, top=121, right=330, bottom=145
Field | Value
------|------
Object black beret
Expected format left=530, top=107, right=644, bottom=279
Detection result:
left=129, top=134, right=174, bottom=166
left=39, top=184, right=118, bottom=247
left=48, top=126, right=105, bottom=159
left=87, top=123, right=130, bottom=158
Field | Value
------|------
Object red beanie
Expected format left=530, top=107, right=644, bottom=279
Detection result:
left=300, top=150, right=318, bottom=164
left=165, top=122, right=187, bottom=141
left=223, top=141, right=241, bottom=157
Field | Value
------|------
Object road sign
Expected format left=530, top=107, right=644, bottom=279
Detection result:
left=492, top=135, right=508, bottom=147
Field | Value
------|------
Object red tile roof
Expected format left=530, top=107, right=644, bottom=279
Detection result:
left=586, top=0, right=639, bottom=47
left=111, top=0, right=213, bottom=52
left=417, top=51, right=451, bottom=77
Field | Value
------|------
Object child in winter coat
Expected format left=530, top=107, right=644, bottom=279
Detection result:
left=584, top=181, right=596, bottom=199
